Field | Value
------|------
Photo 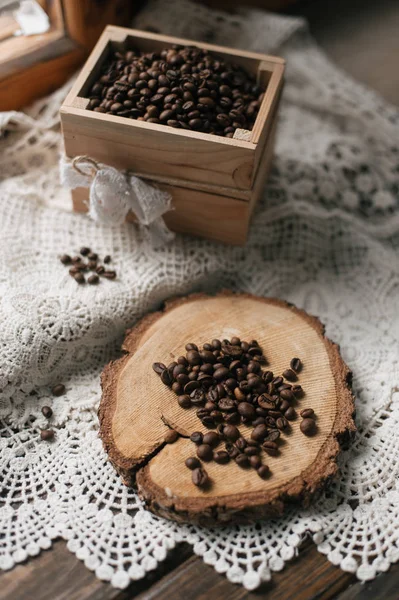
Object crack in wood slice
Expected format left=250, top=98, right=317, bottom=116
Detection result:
left=99, top=291, right=356, bottom=526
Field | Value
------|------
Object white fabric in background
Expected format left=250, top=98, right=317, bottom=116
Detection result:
left=1, top=0, right=399, bottom=590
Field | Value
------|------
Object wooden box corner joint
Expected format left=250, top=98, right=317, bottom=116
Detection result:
left=60, top=26, right=285, bottom=245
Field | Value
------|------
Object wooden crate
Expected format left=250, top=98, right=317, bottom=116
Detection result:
left=60, top=26, right=285, bottom=245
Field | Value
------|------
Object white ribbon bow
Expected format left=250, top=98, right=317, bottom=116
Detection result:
left=60, top=155, right=175, bottom=248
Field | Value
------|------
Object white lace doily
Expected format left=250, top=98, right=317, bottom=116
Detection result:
left=1, top=0, right=399, bottom=590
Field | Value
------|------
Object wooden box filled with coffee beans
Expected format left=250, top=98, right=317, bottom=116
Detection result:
left=60, top=26, right=285, bottom=245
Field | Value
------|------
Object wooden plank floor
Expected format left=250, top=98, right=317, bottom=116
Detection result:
left=1, top=1, right=399, bottom=599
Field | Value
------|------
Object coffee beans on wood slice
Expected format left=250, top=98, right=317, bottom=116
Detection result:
left=87, top=46, right=265, bottom=138
left=192, top=467, right=209, bottom=488
left=185, top=457, right=201, bottom=470
left=290, top=357, right=302, bottom=373
left=154, top=341, right=310, bottom=481
left=300, top=418, right=316, bottom=436
left=197, top=444, right=213, bottom=461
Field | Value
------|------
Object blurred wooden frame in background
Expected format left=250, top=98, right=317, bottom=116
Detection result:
left=0, top=0, right=137, bottom=111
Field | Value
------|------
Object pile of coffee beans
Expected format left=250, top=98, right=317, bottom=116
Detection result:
left=87, top=45, right=265, bottom=138
left=60, top=248, right=116, bottom=284
left=153, top=339, right=317, bottom=487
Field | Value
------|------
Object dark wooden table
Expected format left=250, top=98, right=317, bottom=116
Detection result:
left=2, top=0, right=399, bottom=598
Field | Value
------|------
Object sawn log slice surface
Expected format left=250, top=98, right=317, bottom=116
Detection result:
left=99, top=292, right=355, bottom=526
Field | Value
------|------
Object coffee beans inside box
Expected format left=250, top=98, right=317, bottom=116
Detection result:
left=60, top=27, right=285, bottom=244
left=87, top=45, right=265, bottom=138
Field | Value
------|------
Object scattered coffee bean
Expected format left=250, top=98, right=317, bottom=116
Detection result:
left=221, top=424, right=240, bottom=441
left=249, top=455, right=262, bottom=469
left=41, top=406, right=53, bottom=418
left=235, top=453, right=250, bottom=468
left=192, top=467, right=209, bottom=487
left=103, top=270, right=117, bottom=279
left=214, top=450, right=230, bottom=464
left=164, top=429, right=179, bottom=443
left=104, top=255, right=111, bottom=263
left=257, top=465, right=270, bottom=479
left=283, top=368, right=297, bottom=381
left=73, top=272, right=85, bottom=284
left=292, top=385, right=304, bottom=397
left=80, top=247, right=90, bottom=256
left=178, top=394, right=192, bottom=408
left=300, top=408, right=315, bottom=419
left=60, top=254, right=71, bottom=265
left=152, top=362, right=166, bottom=374
left=284, top=407, right=297, bottom=421
left=197, top=444, right=213, bottom=461
left=52, top=383, right=65, bottom=396
left=185, top=457, right=201, bottom=470
left=88, top=274, right=99, bottom=285
left=263, top=441, right=279, bottom=456
left=300, top=418, right=316, bottom=436
left=190, top=431, right=203, bottom=445
left=290, top=357, right=302, bottom=373
left=40, top=429, right=54, bottom=441
left=203, top=432, right=220, bottom=448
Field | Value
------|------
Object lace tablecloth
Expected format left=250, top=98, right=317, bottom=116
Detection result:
left=1, top=0, right=399, bottom=591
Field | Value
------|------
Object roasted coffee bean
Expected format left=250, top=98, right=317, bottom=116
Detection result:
left=250, top=455, right=262, bottom=469
left=213, top=367, right=229, bottom=381
left=220, top=424, right=240, bottom=441
left=186, top=350, right=201, bottom=365
left=235, top=437, right=247, bottom=451
left=214, top=450, right=230, bottom=464
left=96, top=265, right=105, bottom=274
left=88, top=274, right=99, bottom=285
left=178, top=394, right=191, bottom=408
left=252, top=417, right=265, bottom=427
left=300, top=418, right=316, bottom=436
left=262, top=370, right=274, bottom=383
left=103, top=255, right=111, bottom=263
left=52, top=383, right=65, bottom=396
left=237, top=402, right=255, bottom=419
left=60, top=254, right=71, bottom=264
left=190, top=388, right=205, bottom=405
left=184, top=380, right=200, bottom=394
left=225, top=442, right=240, bottom=458
left=185, top=457, right=201, bottom=470
left=300, top=408, right=315, bottom=419
left=285, top=407, right=297, bottom=421
left=73, top=272, right=85, bottom=284
left=212, top=339, right=222, bottom=350
left=41, top=406, right=53, bottom=418
left=40, top=429, right=54, bottom=441
left=251, top=424, right=268, bottom=442
left=164, top=429, right=179, bottom=443
left=203, top=432, right=220, bottom=447
left=265, top=429, right=280, bottom=442
left=276, top=417, right=288, bottom=430
left=244, top=445, right=260, bottom=456
left=292, top=385, right=304, bottom=397
left=283, top=368, right=297, bottom=381
left=87, top=260, right=97, bottom=270
left=161, top=369, right=172, bottom=386
left=103, top=270, right=116, bottom=279
left=234, top=388, right=246, bottom=401
left=257, top=394, right=275, bottom=410
left=280, top=388, right=295, bottom=402
left=224, top=411, right=241, bottom=425
left=235, top=453, right=250, bottom=468
left=197, top=444, right=213, bottom=461
left=290, top=357, right=302, bottom=373
left=192, top=467, right=209, bottom=487
left=190, top=431, right=203, bottom=445
left=172, top=382, right=182, bottom=394
left=257, top=465, right=270, bottom=479
left=263, top=441, right=279, bottom=456
left=152, top=362, right=166, bottom=374
left=200, top=350, right=216, bottom=364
